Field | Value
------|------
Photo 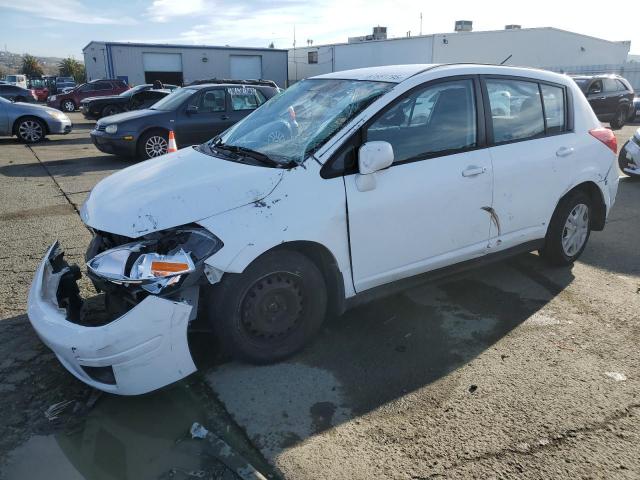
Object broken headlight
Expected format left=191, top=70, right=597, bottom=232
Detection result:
left=87, top=228, right=222, bottom=294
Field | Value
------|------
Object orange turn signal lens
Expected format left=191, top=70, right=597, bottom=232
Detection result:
left=150, top=261, right=189, bottom=276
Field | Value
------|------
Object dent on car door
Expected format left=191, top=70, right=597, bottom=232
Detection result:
left=344, top=78, right=493, bottom=292
left=484, top=77, right=573, bottom=249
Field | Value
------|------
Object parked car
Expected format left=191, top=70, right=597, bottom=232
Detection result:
left=80, top=85, right=173, bottom=119
left=27, top=64, right=619, bottom=395
left=47, top=79, right=129, bottom=112
left=0, top=84, right=37, bottom=103
left=90, top=82, right=277, bottom=159
left=0, top=96, right=72, bottom=142
left=571, top=74, right=635, bottom=129
left=55, top=76, right=76, bottom=93
left=618, top=127, right=640, bottom=177
left=5, top=74, right=27, bottom=88
left=28, top=78, right=50, bottom=101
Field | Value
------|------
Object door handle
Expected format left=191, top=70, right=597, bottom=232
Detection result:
left=556, top=146, right=574, bottom=157
left=461, top=166, right=487, bottom=177
left=221, top=115, right=229, bottom=120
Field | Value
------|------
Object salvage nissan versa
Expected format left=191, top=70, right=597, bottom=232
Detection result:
left=28, top=64, right=619, bottom=395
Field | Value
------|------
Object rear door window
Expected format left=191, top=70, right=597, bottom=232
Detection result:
left=603, top=78, right=618, bottom=93
left=486, top=79, right=544, bottom=144
left=94, top=82, right=112, bottom=91
left=227, top=86, right=266, bottom=111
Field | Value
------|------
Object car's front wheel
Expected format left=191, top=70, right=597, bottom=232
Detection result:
left=101, top=105, right=120, bottom=118
left=207, top=249, right=328, bottom=363
left=138, top=129, right=168, bottom=159
left=540, top=190, right=591, bottom=266
left=61, top=100, right=76, bottom=112
left=16, top=117, right=46, bottom=143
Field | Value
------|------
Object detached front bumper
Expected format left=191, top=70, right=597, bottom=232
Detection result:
left=27, top=242, right=197, bottom=395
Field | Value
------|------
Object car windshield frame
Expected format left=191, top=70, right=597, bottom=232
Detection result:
left=150, top=87, right=196, bottom=111
left=213, top=78, right=394, bottom=166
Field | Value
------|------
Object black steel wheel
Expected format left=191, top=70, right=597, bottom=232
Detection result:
left=207, top=249, right=327, bottom=363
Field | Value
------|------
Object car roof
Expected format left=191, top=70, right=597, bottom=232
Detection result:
left=313, top=64, right=439, bottom=83
left=186, top=83, right=275, bottom=90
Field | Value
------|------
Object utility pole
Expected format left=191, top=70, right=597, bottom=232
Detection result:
left=420, top=13, right=423, bottom=35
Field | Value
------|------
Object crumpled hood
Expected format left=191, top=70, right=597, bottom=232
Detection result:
left=80, top=147, right=283, bottom=238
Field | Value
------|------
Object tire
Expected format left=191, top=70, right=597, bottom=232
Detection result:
left=207, top=249, right=328, bottom=364
left=101, top=104, right=121, bottom=118
left=137, top=129, right=168, bottom=159
left=61, top=99, right=76, bottom=112
left=618, top=141, right=630, bottom=175
left=16, top=117, right=46, bottom=143
left=609, top=107, right=626, bottom=130
left=539, top=190, right=591, bottom=266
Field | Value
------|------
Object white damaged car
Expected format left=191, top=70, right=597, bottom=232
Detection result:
left=618, top=127, right=640, bottom=177
left=28, top=64, right=619, bottom=394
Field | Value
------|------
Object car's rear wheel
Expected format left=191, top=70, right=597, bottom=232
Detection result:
left=101, top=105, right=121, bottom=118
left=138, top=129, right=168, bottom=159
left=618, top=141, right=630, bottom=175
left=207, top=249, right=328, bottom=364
left=61, top=100, right=76, bottom=112
left=16, top=117, right=46, bottom=143
left=609, top=107, right=626, bottom=130
left=540, top=190, right=591, bottom=266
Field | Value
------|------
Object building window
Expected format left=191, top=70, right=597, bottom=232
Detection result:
left=308, top=51, right=318, bottom=64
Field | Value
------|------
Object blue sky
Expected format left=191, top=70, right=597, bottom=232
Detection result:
left=1, top=0, right=638, bottom=58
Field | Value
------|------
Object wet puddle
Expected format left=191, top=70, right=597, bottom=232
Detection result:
left=1, top=384, right=231, bottom=480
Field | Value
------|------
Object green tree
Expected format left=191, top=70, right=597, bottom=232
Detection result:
left=22, top=54, right=44, bottom=77
left=58, top=57, right=86, bottom=83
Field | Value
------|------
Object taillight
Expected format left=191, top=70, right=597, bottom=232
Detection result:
left=589, top=127, right=617, bottom=154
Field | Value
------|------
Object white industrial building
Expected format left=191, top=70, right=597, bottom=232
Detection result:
left=289, top=24, right=631, bottom=84
left=83, top=41, right=288, bottom=87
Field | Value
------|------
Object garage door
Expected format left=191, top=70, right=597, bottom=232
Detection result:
left=143, top=53, right=182, bottom=72
left=230, top=55, right=262, bottom=80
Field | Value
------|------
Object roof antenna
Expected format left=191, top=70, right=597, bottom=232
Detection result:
left=500, top=54, right=513, bottom=65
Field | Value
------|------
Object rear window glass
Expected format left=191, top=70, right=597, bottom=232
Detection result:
left=540, top=84, right=566, bottom=133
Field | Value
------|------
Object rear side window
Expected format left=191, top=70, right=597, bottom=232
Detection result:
left=486, top=79, right=544, bottom=144
left=366, top=79, right=477, bottom=162
left=228, top=86, right=266, bottom=111
left=196, top=89, right=225, bottom=113
left=94, top=82, right=112, bottom=91
left=616, top=79, right=629, bottom=92
left=540, top=84, right=566, bottom=134
left=603, top=78, right=619, bottom=93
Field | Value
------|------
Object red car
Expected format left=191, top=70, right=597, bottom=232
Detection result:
left=27, top=78, right=50, bottom=101
left=47, top=79, right=129, bottom=112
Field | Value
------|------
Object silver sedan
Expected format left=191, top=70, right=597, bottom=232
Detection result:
left=0, top=96, right=73, bottom=143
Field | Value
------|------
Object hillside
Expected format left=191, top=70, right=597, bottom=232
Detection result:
left=0, top=50, right=81, bottom=76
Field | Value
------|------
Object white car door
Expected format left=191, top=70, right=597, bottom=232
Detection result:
left=484, top=77, right=574, bottom=249
left=343, top=78, right=493, bottom=292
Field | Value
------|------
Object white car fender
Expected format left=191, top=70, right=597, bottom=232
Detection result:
left=197, top=161, right=356, bottom=298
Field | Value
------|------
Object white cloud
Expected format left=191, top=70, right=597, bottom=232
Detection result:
left=0, top=0, right=136, bottom=24
left=147, top=0, right=207, bottom=23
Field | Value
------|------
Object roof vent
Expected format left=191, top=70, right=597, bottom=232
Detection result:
left=454, top=20, right=472, bottom=32
left=505, top=24, right=522, bottom=30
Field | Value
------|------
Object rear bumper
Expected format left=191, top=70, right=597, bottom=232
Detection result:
left=27, top=242, right=197, bottom=395
left=90, top=130, right=137, bottom=157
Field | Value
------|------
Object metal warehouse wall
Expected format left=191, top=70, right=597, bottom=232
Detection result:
left=83, top=42, right=288, bottom=87
left=431, top=28, right=629, bottom=67
left=287, top=28, right=630, bottom=84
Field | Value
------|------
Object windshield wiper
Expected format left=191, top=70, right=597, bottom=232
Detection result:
left=212, top=142, right=296, bottom=168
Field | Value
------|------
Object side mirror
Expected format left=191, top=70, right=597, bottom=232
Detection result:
left=186, top=105, right=198, bottom=114
left=358, top=141, right=394, bottom=174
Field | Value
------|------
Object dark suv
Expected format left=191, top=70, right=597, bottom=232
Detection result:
left=90, top=82, right=278, bottom=159
left=80, top=84, right=177, bottom=120
left=571, top=74, right=635, bottom=129
left=47, top=79, right=129, bottom=112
